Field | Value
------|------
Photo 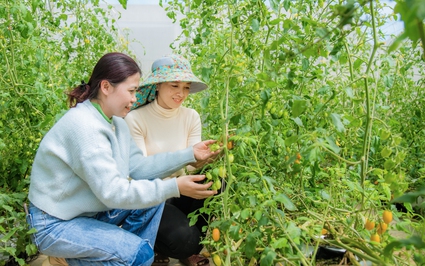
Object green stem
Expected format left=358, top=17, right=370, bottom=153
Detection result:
left=344, top=42, right=354, bottom=81
left=222, top=0, right=234, bottom=218
left=324, top=239, right=385, bottom=265
left=2, top=19, right=19, bottom=92
left=417, top=19, right=425, bottom=60
left=247, top=144, right=270, bottom=193
left=360, top=0, right=379, bottom=205
left=310, top=197, right=331, bottom=262
left=261, top=27, right=271, bottom=73
left=319, top=144, right=362, bottom=165
left=222, top=2, right=234, bottom=264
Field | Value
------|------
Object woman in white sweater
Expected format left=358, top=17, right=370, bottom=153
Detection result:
left=26, top=53, right=218, bottom=266
left=125, top=54, right=214, bottom=266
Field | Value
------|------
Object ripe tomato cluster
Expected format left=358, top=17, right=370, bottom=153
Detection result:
left=366, top=210, right=393, bottom=243
left=294, top=152, right=302, bottom=164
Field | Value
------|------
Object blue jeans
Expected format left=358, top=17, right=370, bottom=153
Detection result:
left=26, top=202, right=164, bottom=266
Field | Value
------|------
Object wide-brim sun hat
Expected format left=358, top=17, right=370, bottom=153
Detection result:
left=132, top=54, right=208, bottom=109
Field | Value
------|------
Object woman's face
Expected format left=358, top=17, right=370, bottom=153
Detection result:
left=101, top=73, right=140, bottom=118
left=156, top=81, right=191, bottom=109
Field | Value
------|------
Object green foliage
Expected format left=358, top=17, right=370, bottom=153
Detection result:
left=0, top=0, right=131, bottom=264
left=164, top=0, right=425, bottom=264
left=0, top=189, right=37, bottom=265
left=390, top=0, right=425, bottom=58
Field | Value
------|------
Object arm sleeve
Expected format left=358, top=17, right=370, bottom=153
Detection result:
left=66, top=115, right=195, bottom=210
left=71, top=130, right=193, bottom=210
left=78, top=147, right=182, bottom=209
left=128, top=136, right=196, bottom=179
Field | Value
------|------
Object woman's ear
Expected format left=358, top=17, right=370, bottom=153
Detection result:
left=99, top=80, right=111, bottom=95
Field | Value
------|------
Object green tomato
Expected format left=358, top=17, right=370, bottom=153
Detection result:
left=212, top=179, right=222, bottom=190
left=210, top=143, right=220, bottom=152
left=384, top=159, right=395, bottom=170
left=218, top=166, right=226, bottom=178
left=393, top=136, right=402, bottom=145
left=206, top=172, right=213, bottom=180
left=265, top=102, right=273, bottom=111
left=380, top=146, right=392, bottom=158
left=228, top=154, right=234, bottom=163
left=380, top=129, right=391, bottom=140
left=384, top=172, right=396, bottom=183
left=212, top=168, right=219, bottom=178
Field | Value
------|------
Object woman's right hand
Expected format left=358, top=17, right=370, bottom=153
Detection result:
left=192, top=140, right=221, bottom=162
left=176, top=175, right=217, bottom=199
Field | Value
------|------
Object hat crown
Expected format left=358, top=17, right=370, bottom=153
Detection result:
left=133, top=54, right=207, bottom=110
left=151, top=54, right=192, bottom=73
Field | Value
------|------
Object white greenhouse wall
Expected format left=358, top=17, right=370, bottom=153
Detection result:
left=101, top=1, right=184, bottom=77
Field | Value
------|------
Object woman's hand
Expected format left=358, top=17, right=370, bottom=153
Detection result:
left=189, top=152, right=221, bottom=169
left=191, top=140, right=222, bottom=167
left=176, top=175, right=217, bottom=199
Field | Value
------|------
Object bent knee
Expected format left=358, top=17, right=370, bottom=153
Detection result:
left=131, top=240, right=154, bottom=266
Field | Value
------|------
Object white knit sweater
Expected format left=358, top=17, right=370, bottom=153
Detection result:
left=28, top=100, right=196, bottom=220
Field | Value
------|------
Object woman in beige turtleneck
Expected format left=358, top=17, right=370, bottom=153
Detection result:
left=125, top=54, right=214, bottom=266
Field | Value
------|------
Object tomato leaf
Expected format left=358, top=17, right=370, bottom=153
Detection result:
left=391, top=188, right=425, bottom=204
left=241, top=209, right=251, bottom=220
left=320, top=189, right=331, bottom=201
left=118, top=0, right=127, bottom=9
left=229, top=225, right=242, bottom=240
left=254, top=210, right=262, bottom=221
left=275, top=193, right=297, bottom=211
left=283, top=0, right=291, bottom=11
left=272, top=238, right=288, bottom=249
left=285, top=135, right=298, bottom=146
left=330, top=113, right=345, bottom=132
left=324, top=136, right=341, bottom=154
left=251, top=18, right=260, bottom=32
left=260, top=88, right=271, bottom=103
left=291, top=99, right=307, bottom=117
left=309, top=146, right=321, bottom=162
left=260, top=248, right=276, bottom=266
left=286, top=221, right=301, bottom=243
left=245, top=233, right=259, bottom=259
left=1, top=228, right=17, bottom=242
left=384, top=236, right=425, bottom=257
left=388, top=32, right=408, bottom=53
left=292, top=117, right=304, bottom=127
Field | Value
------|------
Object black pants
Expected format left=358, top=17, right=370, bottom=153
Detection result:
left=154, top=195, right=208, bottom=259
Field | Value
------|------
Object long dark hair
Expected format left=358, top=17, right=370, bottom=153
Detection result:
left=67, top=52, right=141, bottom=108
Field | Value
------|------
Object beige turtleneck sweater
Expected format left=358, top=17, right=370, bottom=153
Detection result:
left=125, top=99, right=202, bottom=177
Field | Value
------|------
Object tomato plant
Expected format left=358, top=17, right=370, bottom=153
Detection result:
left=164, top=0, right=425, bottom=264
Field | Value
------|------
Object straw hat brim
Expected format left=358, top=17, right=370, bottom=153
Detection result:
left=139, top=70, right=208, bottom=94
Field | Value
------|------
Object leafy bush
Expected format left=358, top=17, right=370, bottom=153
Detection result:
left=0, top=0, right=130, bottom=264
